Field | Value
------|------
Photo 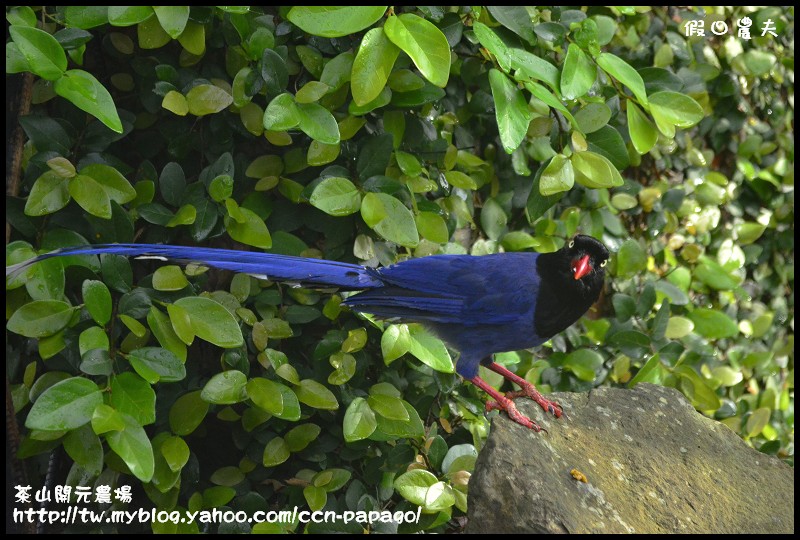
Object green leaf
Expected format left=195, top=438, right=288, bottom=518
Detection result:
left=174, top=297, right=244, bottom=348
left=63, top=424, right=103, bottom=476
left=186, top=84, right=233, bottom=116
left=9, top=26, right=67, bottom=81
left=303, top=486, right=327, bottom=512
left=247, top=377, right=289, bottom=417
left=384, top=14, right=451, bottom=88
left=597, top=53, right=648, bottom=106
left=224, top=207, right=272, bottom=249
left=575, top=103, right=612, bottom=134
left=539, top=154, right=574, bottom=196
left=91, top=403, right=125, bottom=434
left=296, top=102, right=340, bottom=144
left=508, top=48, right=560, bottom=91
left=201, top=370, right=248, bottom=404
left=381, top=324, right=411, bottom=364
left=147, top=306, right=187, bottom=362
left=570, top=151, right=624, bottom=189
left=394, top=469, right=438, bottom=506
left=746, top=408, right=771, bottom=437
left=665, top=316, right=694, bottom=339
left=688, top=309, right=738, bottom=340
left=285, top=423, right=322, bottom=452
left=351, top=27, right=400, bottom=106
left=444, top=171, right=477, bottom=189
left=54, top=70, right=123, bottom=133
left=108, top=6, right=154, bottom=26
left=416, top=212, right=449, bottom=243
left=83, top=279, right=112, bottom=326
left=560, top=44, right=596, bottom=100
left=263, top=93, right=300, bottom=131
left=261, top=48, right=289, bottom=95
left=616, top=239, right=647, bottom=278
left=110, top=372, right=156, bottom=426
left=153, top=265, right=189, bottom=292
left=166, top=204, right=196, bottom=227
left=361, top=192, right=419, bottom=247
left=309, top=177, right=362, bottom=216
left=127, top=347, right=186, bottom=383
left=287, top=6, right=386, bottom=38
left=69, top=174, right=112, bottom=219
left=367, top=394, right=409, bottom=421
left=262, top=436, right=290, bottom=467
left=78, top=326, right=109, bottom=357
left=295, top=379, right=339, bottom=410
left=24, top=171, right=71, bottom=216
left=488, top=69, right=531, bottom=154
left=152, top=6, right=189, bottom=39
left=343, top=397, right=377, bottom=442
left=169, top=391, right=208, bottom=436
left=175, top=296, right=244, bottom=349
left=649, top=91, right=704, bottom=138
left=407, top=324, right=454, bottom=373
left=627, top=101, right=658, bottom=155
left=564, top=349, right=603, bottom=382
left=25, top=377, right=102, bottom=431
left=7, top=300, right=77, bottom=338
left=105, top=412, right=155, bottom=482
left=161, top=436, right=190, bottom=472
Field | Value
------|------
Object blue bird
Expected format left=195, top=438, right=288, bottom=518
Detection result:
left=7, top=235, right=609, bottom=431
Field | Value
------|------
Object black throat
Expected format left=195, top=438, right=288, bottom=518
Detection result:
left=533, top=250, right=605, bottom=340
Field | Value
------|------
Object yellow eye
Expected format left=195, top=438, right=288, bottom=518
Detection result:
left=568, top=240, right=575, bottom=248
left=600, top=260, right=608, bottom=267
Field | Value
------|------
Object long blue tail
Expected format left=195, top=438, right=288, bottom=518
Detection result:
left=6, top=244, right=384, bottom=290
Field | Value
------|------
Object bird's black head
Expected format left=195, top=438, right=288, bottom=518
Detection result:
left=534, top=235, right=609, bottom=339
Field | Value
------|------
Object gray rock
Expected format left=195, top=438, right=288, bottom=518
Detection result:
left=466, top=383, right=793, bottom=534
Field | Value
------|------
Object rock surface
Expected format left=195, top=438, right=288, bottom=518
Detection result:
left=466, top=383, right=793, bottom=534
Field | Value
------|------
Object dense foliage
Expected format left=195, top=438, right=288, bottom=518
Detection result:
left=5, top=6, right=793, bottom=533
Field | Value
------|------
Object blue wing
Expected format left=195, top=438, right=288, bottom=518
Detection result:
left=343, top=253, right=541, bottom=326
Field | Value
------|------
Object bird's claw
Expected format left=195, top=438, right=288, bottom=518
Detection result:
left=505, top=387, right=563, bottom=418
left=485, top=398, right=543, bottom=432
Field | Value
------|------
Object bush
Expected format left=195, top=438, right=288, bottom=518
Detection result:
left=6, top=6, right=793, bottom=533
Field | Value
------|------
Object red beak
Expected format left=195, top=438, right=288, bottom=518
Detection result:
left=573, top=255, right=591, bottom=280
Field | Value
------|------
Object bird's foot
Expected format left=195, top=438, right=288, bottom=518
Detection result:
left=486, top=362, right=563, bottom=418
left=505, top=387, right=563, bottom=418
left=485, top=397, right=543, bottom=432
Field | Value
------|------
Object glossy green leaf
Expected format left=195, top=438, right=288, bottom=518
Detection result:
left=309, top=177, right=361, bottom=216
left=105, top=411, right=154, bottom=482
left=110, top=372, right=156, bottom=426
left=201, top=370, right=248, bottom=404
left=262, top=436, right=290, bottom=467
left=539, top=154, right=574, bottom=196
left=81, top=279, right=111, bottom=326
left=169, top=391, right=208, bottom=436
left=186, top=84, right=233, bottom=116
left=384, top=14, right=450, bottom=88
left=9, top=26, right=67, bottom=81
left=488, top=69, right=531, bottom=154
left=127, top=347, right=186, bottom=383
left=407, top=324, right=454, bottom=373
left=54, top=70, right=123, bottom=133
left=295, top=379, right=339, bottom=410
left=361, top=192, right=419, bottom=247
left=287, top=6, right=386, bottom=38
left=351, top=27, right=400, bottom=106
left=649, top=91, right=704, bottom=138
left=597, top=52, right=648, bottom=106
left=26, top=377, right=102, bottom=431
left=24, top=171, right=71, bottom=216
left=174, top=296, right=243, bottom=348
left=627, top=101, right=658, bottom=155
left=296, top=102, right=340, bottom=144
left=570, top=151, right=624, bottom=189
left=343, top=397, right=377, bottom=442
left=152, top=6, right=189, bottom=39
left=7, top=300, right=76, bottom=338
left=69, top=174, right=112, bottom=218
left=560, top=44, right=596, bottom=100
left=394, top=469, right=438, bottom=506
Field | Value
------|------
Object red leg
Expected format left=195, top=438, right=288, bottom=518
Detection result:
left=468, top=376, right=543, bottom=432
left=486, top=362, right=563, bottom=418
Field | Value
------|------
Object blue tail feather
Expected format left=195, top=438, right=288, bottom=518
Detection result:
left=5, top=244, right=384, bottom=290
